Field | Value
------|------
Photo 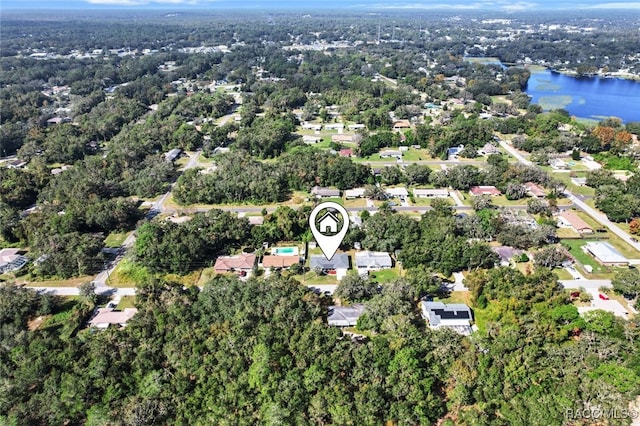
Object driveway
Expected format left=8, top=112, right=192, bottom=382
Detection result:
left=579, top=289, right=629, bottom=318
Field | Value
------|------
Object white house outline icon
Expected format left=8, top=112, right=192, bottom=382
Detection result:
left=318, top=211, right=340, bottom=234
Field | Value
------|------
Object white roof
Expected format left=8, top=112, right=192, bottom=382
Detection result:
left=355, top=251, right=392, bottom=269
left=414, top=188, right=449, bottom=196
left=345, top=188, right=366, bottom=198
left=585, top=242, right=628, bottom=264
left=385, top=187, right=409, bottom=197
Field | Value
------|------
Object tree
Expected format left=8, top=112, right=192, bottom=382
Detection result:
left=364, top=185, right=388, bottom=201
left=630, top=218, right=640, bottom=235
left=504, top=182, right=526, bottom=200
left=612, top=268, right=640, bottom=300
left=79, top=281, right=98, bottom=304
left=405, top=265, right=444, bottom=298
left=403, top=163, right=431, bottom=185
left=533, top=246, right=569, bottom=268
left=335, top=273, right=379, bottom=302
left=380, top=166, right=403, bottom=185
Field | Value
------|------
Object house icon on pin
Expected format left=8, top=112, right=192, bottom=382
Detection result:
left=318, top=211, right=340, bottom=234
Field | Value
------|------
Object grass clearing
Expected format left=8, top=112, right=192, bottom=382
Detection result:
left=437, top=290, right=472, bottom=305
left=295, top=271, right=339, bottom=285
left=116, top=296, right=136, bottom=309
left=368, top=268, right=401, bottom=283
left=104, top=232, right=130, bottom=248
left=343, top=198, right=366, bottom=208
left=560, top=239, right=608, bottom=274
left=109, top=259, right=151, bottom=288
left=21, top=275, right=95, bottom=288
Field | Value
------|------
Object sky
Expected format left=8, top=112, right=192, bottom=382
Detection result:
left=1, top=0, right=638, bottom=10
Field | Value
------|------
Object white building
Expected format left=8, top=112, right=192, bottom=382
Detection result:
left=413, top=188, right=449, bottom=198
left=584, top=242, right=629, bottom=266
left=355, top=251, right=393, bottom=273
left=420, top=301, right=473, bottom=335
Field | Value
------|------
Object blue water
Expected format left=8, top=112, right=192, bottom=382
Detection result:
left=525, top=68, right=640, bottom=123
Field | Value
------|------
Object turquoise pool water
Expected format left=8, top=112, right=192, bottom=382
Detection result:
left=275, top=247, right=296, bottom=254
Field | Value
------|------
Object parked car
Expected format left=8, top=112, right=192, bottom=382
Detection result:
left=599, top=293, right=610, bottom=300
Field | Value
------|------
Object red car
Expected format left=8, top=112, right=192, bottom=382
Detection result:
left=599, top=293, right=610, bottom=300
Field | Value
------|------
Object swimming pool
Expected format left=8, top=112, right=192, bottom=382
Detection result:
left=273, top=247, right=299, bottom=256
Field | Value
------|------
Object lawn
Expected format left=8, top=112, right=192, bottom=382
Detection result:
left=20, top=275, right=95, bottom=288
left=368, top=267, right=401, bottom=283
left=401, top=149, right=433, bottom=161
left=343, top=198, right=367, bottom=208
left=104, top=232, right=130, bottom=248
left=295, top=271, right=339, bottom=285
left=108, top=259, right=151, bottom=288
left=560, top=239, right=608, bottom=274
left=437, top=290, right=472, bottom=305
left=116, top=296, right=136, bottom=309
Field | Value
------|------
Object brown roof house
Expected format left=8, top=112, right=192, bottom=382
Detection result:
left=470, top=186, right=502, bottom=196
left=214, top=253, right=256, bottom=274
left=524, top=182, right=546, bottom=198
left=557, top=211, right=593, bottom=234
left=262, top=255, right=300, bottom=269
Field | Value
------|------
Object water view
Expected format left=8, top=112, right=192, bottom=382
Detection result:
left=525, top=68, right=640, bottom=123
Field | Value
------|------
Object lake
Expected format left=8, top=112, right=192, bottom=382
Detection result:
left=525, top=68, right=640, bottom=123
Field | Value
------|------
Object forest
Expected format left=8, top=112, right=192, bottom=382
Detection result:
left=2, top=269, right=640, bottom=426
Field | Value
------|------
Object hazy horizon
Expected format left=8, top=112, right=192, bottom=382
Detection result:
left=2, top=0, right=639, bottom=11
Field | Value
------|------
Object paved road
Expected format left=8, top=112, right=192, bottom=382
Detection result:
left=559, top=279, right=612, bottom=290
left=564, top=191, right=640, bottom=253
left=500, top=139, right=640, bottom=255
left=28, top=286, right=136, bottom=296
left=499, top=140, right=532, bottom=165
left=360, top=160, right=487, bottom=167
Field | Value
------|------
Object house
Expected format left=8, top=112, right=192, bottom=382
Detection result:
left=345, top=188, right=366, bottom=199
left=355, top=251, right=392, bottom=272
left=584, top=242, right=629, bottom=266
left=420, top=301, right=473, bottom=335
left=479, top=143, right=500, bottom=156
left=261, top=255, right=300, bottom=269
left=303, top=135, right=322, bottom=144
left=447, top=145, right=464, bottom=158
left=557, top=211, right=593, bottom=234
left=327, top=304, right=365, bottom=327
left=469, top=186, right=502, bottom=196
left=571, top=177, right=588, bottom=186
left=325, top=123, right=344, bottom=131
left=348, top=124, right=366, bottom=131
left=414, top=188, right=449, bottom=198
left=301, top=122, right=322, bottom=131
left=309, top=253, right=350, bottom=280
left=164, top=148, right=182, bottom=162
left=318, top=211, right=340, bottom=234
left=524, top=182, right=546, bottom=198
left=380, top=150, right=402, bottom=159
left=7, top=159, right=27, bottom=169
left=550, top=159, right=568, bottom=170
left=385, top=187, right=409, bottom=199
left=392, top=120, right=411, bottom=130
left=339, top=148, right=353, bottom=157
left=492, top=246, right=524, bottom=267
left=247, top=216, right=264, bottom=226
left=311, top=186, right=340, bottom=198
left=213, top=253, right=256, bottom=274
left=0, top=248, right=28, bottom=274
left=332, top=134, right=355, bottom=143
left=89, top=308, right=138, bottom=329
left=212, top=147, right=230, bottom=155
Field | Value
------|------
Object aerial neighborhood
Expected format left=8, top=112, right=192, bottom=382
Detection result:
left=1, top=7, right=640, bottom=425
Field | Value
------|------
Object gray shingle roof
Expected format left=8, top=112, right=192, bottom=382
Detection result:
left=310, top=253, right=349, bottom=269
